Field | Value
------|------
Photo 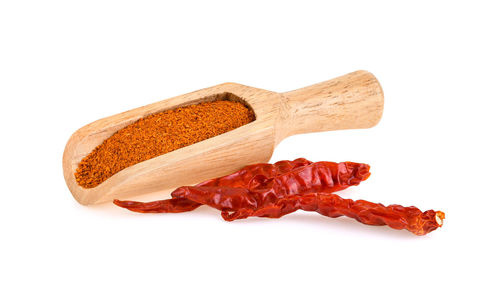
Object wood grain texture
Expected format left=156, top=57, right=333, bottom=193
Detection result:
left=63, top=70, right=383, bottom=205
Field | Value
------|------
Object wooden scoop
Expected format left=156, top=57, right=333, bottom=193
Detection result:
left=63, top=70, right=384, bottom=205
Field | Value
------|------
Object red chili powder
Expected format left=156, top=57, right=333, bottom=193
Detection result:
left=75, top=100, right=255, bottom=188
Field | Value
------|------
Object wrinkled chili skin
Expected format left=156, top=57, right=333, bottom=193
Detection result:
left=196, top=158, right=313, bottom=188
left=220, top=193, right=445, bottom=236
left=114, top=158, right=316, bottom=213
left=170, top=161, right=371, bottom=211
left=114, top=159, right=368, bottom=213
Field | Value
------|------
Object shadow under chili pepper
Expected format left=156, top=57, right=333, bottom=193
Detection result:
left=283, top=213, right=422, bottom=239
left=224, top=212, right=420, bottom=239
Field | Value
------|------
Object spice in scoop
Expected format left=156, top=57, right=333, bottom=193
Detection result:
left=75, top=100, right=255, bottom=188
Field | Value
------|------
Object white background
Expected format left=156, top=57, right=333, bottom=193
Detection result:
left=1, top=1, right=499, bottom=293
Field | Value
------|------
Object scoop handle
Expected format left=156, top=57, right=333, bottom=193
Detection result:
left=277, top=70, right=384, bottom=141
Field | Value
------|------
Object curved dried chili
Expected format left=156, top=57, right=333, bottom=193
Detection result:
left=220, top=193, right=445, bottom=236
left=113, top=159, right=445, bottom=235
left=114, top=159, right=369, bottom=213
left=114, top=158, right=316, bottom=213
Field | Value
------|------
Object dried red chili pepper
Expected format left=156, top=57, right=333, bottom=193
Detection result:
left=114, top=159, right=370, bottom=212
left=168, top=160, right=370, bottom=210
left=219, top=193, right=445, bottom=236
left=114, top=158, right=316, bottom=213
left=114, top=159, right=445, bottom=235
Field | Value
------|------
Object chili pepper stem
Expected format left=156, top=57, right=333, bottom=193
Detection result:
left=436, top=211, right=445, bottom=226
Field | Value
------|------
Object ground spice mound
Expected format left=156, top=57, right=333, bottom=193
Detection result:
left=75, top=100, right=255, bottom=188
